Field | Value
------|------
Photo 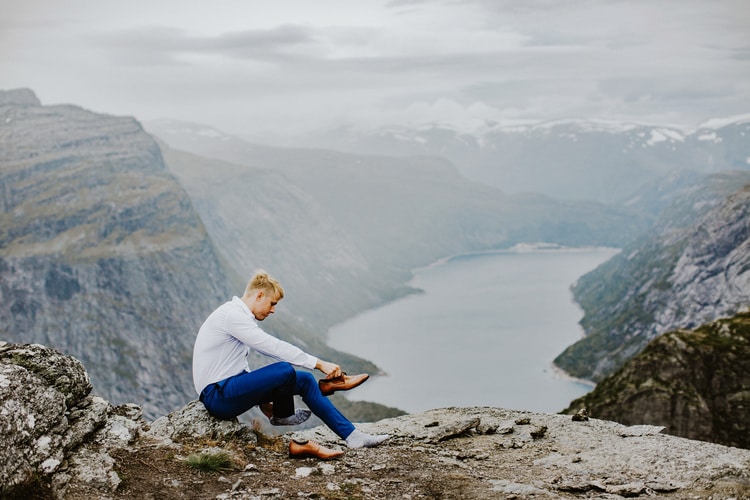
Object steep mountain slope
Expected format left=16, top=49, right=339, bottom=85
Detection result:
left=152, top=125, right=649, bottom=333
left=292, top=117, right=750, bottom=205
left=562, top=312, right=750, bottom=449
left=555, top=173, right=750, bottom=381
left=0, top=89, right=233, bottom=418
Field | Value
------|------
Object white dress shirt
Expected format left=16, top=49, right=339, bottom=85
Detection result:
left=192, top=296, right=318, bottom=394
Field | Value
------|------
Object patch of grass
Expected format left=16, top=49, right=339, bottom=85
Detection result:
left=183, top=451, right=237, bottom=473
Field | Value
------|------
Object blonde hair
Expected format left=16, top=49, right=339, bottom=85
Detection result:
left=245, top=269, right=284, bottom=299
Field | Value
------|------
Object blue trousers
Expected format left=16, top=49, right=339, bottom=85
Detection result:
left=199, top=362, right=355, bottom=439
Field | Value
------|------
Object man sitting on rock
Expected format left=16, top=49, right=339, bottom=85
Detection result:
left=192, top=269, right=389, bottom=458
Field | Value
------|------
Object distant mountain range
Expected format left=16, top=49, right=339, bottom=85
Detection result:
left=285, top=116, right=750, bottom=207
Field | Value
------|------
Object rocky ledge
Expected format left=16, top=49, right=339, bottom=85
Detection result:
left=2, top=342, right=749, bottom=499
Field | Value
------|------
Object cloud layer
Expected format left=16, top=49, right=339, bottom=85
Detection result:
left=1, top=0, right=748, bottom=137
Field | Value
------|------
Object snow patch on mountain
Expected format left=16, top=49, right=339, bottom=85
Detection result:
left=697, top=113, right=750, bottom=129
left=359, top=113, right=750, bottom=148
left=647, top=128, right=686, bottom=146
left=697, top=132, right=722, bottom=143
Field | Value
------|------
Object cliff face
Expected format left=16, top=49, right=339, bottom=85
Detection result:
left=563, top=312, right=750, bottom=449
left=3, top=342, right=749, bottom=499
left=0, top=89, right=233, bottom=418
left=555, top=173, right=750, bottom=381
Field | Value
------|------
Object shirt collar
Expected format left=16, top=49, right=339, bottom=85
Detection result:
left=232, top=296, right=254, bottom=318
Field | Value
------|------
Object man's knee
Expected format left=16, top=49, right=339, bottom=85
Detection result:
left=274, top=362, right=297, bottom=385
left=296, top=370, right=317, bottom=389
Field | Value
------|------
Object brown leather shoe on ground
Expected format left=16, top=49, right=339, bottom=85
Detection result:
left=318, top=373, right=370, bottom=396
left=289, top=439, right=345, bottom=460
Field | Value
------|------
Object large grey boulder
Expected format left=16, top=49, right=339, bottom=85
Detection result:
left=0, top=341, right=92, bottom=407
left=0, top=342, right=142, bottom=497
left=147, top=399, right=257, bottom=445
left=0, top=342, right=104, bottom=495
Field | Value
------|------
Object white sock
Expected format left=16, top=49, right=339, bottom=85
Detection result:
left=345, top=429, right=390, bottom=449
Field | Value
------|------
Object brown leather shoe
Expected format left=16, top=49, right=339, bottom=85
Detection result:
left=318, top=373, right=370, bottom=396
left=289, top=439, right=345, bottom=460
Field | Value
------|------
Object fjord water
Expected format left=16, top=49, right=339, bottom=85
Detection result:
left=328, top=247, right=619, bottom=414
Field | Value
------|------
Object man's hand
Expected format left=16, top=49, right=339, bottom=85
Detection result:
left=315, top=360, right=342, bottom=379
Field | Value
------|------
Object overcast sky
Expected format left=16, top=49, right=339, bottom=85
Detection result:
left=1, top=0, right=749, bottom=138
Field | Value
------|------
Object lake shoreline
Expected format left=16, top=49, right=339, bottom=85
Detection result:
left=548, top=362, right=596, bottom=389
left=328, top=246, right=618, bottom=413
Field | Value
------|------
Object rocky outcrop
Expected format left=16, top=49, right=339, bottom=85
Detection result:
left=562, top=312, right=750, bottom=449
left=3, top=342, right=749, bottom=499
left=0, top=342, right=127, bottom=495
left=148, top=400, right=257, bottom=444
left=0, top=89, right=233, bottom=418
left=556, top=174, right=750, bottom=381
left=0, top=342, right=254, bottom=498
